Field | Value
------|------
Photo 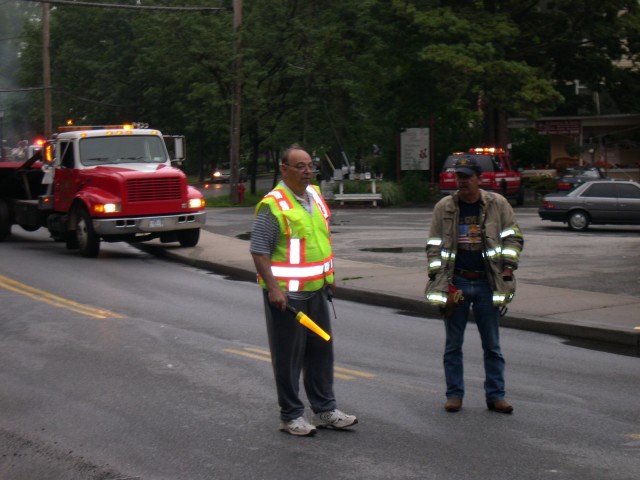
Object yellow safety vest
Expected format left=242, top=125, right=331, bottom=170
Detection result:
left=256, top=184, right=334, bottom=292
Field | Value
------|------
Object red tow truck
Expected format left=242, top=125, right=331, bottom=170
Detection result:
left=0, top=124, right=206, bottom=257
left=439, top=147, right=524, bottom=205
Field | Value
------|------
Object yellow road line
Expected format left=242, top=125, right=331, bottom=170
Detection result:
left=335, top=366, right=377, bottom=378
left=224, top=348, right=271, bottom=362
left=224, top=347, right=372, bottom=381
left=0, top=274, right=123, bottom=319
left=245, top=347, right=271, bottom=356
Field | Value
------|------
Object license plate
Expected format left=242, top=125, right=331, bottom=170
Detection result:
left=150, top=218, right=164, bottom=228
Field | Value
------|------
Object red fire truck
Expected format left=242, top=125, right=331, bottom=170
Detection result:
left=0, top=124, right=206, bottom=257
left=439, top=147, right=524, bottom=205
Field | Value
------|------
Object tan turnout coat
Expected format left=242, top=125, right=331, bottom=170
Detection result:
left=425, top=189, right=524, bottom=307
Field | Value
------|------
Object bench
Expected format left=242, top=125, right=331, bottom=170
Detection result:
left=333, top=193, right=382, bottom=206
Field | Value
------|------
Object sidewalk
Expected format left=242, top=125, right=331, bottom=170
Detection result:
left=141, top=229, right=640, bottom=354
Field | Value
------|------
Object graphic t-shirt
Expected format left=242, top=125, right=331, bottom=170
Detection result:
left=456, top=200, right=485, bottom=272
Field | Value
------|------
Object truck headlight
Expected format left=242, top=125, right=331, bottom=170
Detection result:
left=94, top=203, right=121, bottom=213
left=188, top=198, right=204, bottom=209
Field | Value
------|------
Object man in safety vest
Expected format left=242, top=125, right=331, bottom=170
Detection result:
left=425, top=157, right=524, bottom=414
left=250, top=145, right=358, bottom=436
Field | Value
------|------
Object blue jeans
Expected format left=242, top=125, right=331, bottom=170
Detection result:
left=444, top=274, right=506, bottom=402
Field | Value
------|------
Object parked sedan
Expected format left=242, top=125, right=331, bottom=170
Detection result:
left=539, top=180, right=640, bottom=231
left=555, top=166, right=606, bottom=191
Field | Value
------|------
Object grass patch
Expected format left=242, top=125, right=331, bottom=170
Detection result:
left=205, top=191, right=267, bottom=208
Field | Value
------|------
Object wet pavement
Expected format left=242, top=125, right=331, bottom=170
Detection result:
left=139, top=206, right=640, bottom=355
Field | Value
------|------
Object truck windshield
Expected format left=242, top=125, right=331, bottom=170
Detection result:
left=79, top=136, right=167, bottom=166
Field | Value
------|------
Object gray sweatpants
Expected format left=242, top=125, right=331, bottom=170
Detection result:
left=263, top=289, right=336, bottom=421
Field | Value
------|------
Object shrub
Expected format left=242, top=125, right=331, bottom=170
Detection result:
left=399, top=172, right=436, bottom=205
left=377, top=181, right=402, bottom=206
left=526, top=174, right=556, bottom=197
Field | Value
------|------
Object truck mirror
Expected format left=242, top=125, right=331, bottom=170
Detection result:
left=164, top=135, right=185, bottom=166
left=173, top=137, right=185, bottom=160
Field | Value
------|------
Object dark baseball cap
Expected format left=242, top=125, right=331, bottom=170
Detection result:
left=453, top=157, right=482, bottom=176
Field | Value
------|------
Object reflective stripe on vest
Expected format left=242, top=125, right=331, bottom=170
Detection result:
left=307, top=187, right=331, bottom=224
left=270, top=258, right=335, bottom=280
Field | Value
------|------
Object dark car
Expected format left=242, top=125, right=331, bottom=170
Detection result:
left=538, top=180, right=640, bottom=231
left=554, top=166, right=606, bottom=192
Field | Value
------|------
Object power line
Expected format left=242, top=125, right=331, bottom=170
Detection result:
left=19, top=0, right=229, bottom=13
left=0, top=36, right=23, bottom=42
left=0, top=87, right=43, bottom=93
left=0, top=86, right=123, bottom=108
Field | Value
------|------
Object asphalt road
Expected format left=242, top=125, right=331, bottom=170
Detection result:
left=1, top=229, right=639, bottom=479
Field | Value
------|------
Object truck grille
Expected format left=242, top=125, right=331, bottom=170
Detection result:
left=127, top=178, right=182, bottom=202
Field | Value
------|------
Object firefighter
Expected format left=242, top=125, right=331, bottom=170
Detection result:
left=425, top=157, right=524, bottom=414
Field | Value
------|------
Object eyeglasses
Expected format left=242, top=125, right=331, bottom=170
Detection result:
left=283, top=163, right=316, bottom=173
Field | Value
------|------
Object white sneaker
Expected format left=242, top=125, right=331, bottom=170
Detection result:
left=279, top=416, right=317, bottom=436
left=312, top=409, right=358, bottom=429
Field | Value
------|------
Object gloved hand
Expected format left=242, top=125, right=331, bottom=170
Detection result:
left=442, top=285, right=464, bottom=319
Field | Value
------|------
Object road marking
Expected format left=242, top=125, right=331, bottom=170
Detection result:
left=0, top=274, right=123, bottom=319
left=335, top=366, right=377, bottom=378
left=224, top=348, right=271, bottom=362
left=224, top=346, right=375, bottom=381
left=244, top=347, right=271, bottom=357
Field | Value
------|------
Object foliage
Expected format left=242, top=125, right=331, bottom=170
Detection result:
left=1, top=1, right=41, bottom=143
left=398, top=171, right=436, bottom=205
left=6, top=0, right=640, bottom=183
left=205, top=190, right=268, bottom=208
left=377, top=181, right=403, bottom=206
left=510, top=129, right=551, bottom=169
left=525, top=174, right=557, bottom=198
left=333, top=180, right=373, bottom=194
left=330, top=176, right=434, bottom=206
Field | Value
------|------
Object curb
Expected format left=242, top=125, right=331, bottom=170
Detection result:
left=134, top=243, right=640, bottom=355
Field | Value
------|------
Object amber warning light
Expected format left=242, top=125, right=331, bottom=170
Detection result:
left=469, top=147, right=505, bottom=155
left=58, top=124, right=137, bottom=133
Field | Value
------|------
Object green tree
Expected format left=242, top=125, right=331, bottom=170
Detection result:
left=13, top=0, right=640, bottom=184
left=1, top=1, right=41, bottom=144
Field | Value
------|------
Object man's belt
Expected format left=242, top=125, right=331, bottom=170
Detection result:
left=454, top=269, right=487, bottom=280
left=457, top=243, right=483, bottom=251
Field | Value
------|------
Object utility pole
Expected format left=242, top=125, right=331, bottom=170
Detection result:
left=229, top=0, right=242, bottom=204
left=43, top=2, right=52, bottom=139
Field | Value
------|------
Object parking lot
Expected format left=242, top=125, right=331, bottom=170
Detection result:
left=203, top=206, right=640, bottom=297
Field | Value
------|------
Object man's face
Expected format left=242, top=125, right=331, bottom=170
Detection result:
left=455, top=171, right=480, bottom=196
left=281, top=149, right=314, bottom=191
